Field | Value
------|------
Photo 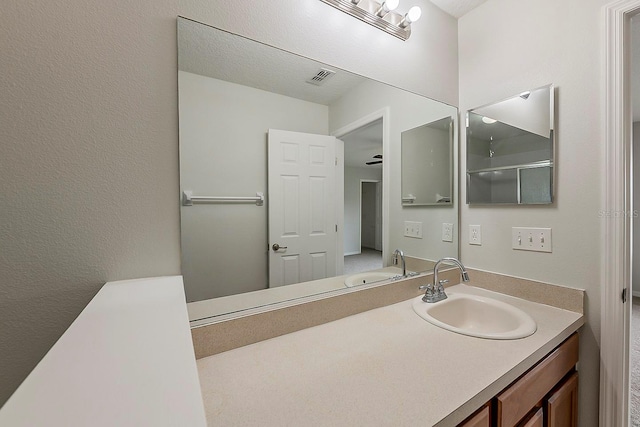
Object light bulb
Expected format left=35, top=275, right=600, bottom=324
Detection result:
left=386, top=0, right=399, bottom=11
left=377, top=0, right=399, bottom=16
left=399, top=6, right=422, bottom=28
left=406, top=6, right=422, bottom=23
left=482, top=117, right=497, bottom=124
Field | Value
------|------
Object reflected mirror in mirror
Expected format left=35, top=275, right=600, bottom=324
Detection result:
left=177, top=17, right=459, bottom=322
left=401, top=117, right=453, bottom=206
left=466, top=85, right=554, bottom=205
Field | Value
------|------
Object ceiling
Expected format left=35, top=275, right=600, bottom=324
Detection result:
left=342, top=120, right=383, bottom=169
left=429, top=0, right=488, bottom=18
left=178, top=19, right=367, bottom=106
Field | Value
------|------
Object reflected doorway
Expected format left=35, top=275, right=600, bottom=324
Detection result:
left=360, top=180, right=382, bottom=252
left=341, top=119, right=383, bottom=275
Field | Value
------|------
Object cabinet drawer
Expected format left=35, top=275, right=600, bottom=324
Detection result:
left=496, top=333, right=579, bottom=427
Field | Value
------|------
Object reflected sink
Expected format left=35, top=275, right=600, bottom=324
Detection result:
left=412, top=290, right=537, bottom=339
left=344, top=272, right=398, bottom=287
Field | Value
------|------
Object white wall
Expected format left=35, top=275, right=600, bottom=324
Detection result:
left=0, top=0, right=458, bottom=405
left=344, top=167, right=383, bottom=255
left=459, top=0, right=610, bottom=424
left=178, top=71, right=329, bottom=302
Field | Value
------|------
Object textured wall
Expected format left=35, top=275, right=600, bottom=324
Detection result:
left=0, top=0, right=458, bottom=405
left=458, top=0, right=610, bottom=424
left=0, top=0, right=184, bottom=406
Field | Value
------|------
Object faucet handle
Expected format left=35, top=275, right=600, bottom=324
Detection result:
left=419, top=284, right=434, bottom=298
left=435, top=279, right=448, bottom=295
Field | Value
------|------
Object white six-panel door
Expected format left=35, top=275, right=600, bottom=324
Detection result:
left=268, top=129, right=338, bottom=287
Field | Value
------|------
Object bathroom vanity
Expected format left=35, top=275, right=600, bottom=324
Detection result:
left=0, top=275, right=583, bottom=427
left=196, top=283, right=583, bottom=426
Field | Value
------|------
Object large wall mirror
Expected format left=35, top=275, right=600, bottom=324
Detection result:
left=178, top=17, right=459, bottom=323
left=466, top=85, right=555, bottom=204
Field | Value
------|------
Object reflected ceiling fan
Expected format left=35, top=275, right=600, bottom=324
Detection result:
left=366, top=154, right=383, bottom=165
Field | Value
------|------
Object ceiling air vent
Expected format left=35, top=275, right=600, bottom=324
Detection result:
left=306, top=68, right=336, bottom=86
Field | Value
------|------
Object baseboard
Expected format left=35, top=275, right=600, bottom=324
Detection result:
left=633, top=290, right=640, bottom=298
left=344, top=251, right=360, bottom=256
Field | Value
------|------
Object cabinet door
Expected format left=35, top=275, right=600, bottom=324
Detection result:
left=546, top=372, right=578, bottom=427
left=519, top=407, right=543, bottom=427
left=458, top=404, right=490, bottom=427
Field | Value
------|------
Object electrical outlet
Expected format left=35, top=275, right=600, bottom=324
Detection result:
left=512, top=227, right=552, bottom=252
left=404, top=221, right=423, bottom=239
left=442, top=223, right=454, bottom=242
left=469, top=225, right=482, bottom=245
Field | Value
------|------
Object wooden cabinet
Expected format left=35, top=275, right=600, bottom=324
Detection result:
left=456, top=333, right=579, bottom=427
left=497, top=333, right=578, bottom=426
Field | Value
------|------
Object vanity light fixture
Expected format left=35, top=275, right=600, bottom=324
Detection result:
left=320, top=0, right=422, bottom=41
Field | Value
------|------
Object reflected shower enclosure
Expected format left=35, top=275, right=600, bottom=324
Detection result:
left=466, top=85, right=555, bottom=205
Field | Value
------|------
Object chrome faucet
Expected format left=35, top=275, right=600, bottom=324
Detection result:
left=393, top=248, right=406, bottom=277
left=421, top=257, right=470, bottom=303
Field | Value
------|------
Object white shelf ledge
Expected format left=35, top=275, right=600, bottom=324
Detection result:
left=0, top=276, right=206, bottom=427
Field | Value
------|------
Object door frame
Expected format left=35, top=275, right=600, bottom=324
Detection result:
left=602, top=1, right=640, bottom=425
left=332, top=108, right=391, bottom=267
left=359, top=179, right=382, bottom=253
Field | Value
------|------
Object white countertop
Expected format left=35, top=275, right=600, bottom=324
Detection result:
left=0, top=276, right=207, bottom=427
left=197, top=284, right=583, bottom=426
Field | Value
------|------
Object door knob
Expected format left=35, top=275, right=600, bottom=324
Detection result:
left=272, top=243, right=288, bottom=251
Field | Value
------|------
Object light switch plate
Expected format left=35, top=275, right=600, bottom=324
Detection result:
left=512, top=227, right=552, bottom=252
left=469, top=225, right=482, bottom=245
left=404, top=221, right=423, bottom=239
left=442, top=223, right=454, bottom=242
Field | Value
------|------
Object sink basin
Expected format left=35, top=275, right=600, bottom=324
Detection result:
left=344, top=271, right=398, bottom=287
left=412, top=291, right=537, bottom=339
